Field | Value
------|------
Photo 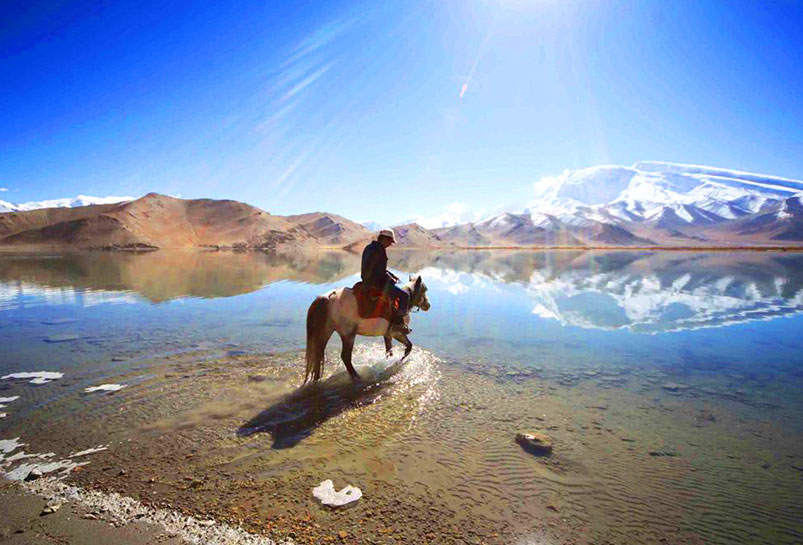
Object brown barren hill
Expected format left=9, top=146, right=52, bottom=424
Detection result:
left=286, top=212, right=372, bottom=246
left=392, top=223, right=450, bottom=248
left=0, top=203, right=121, bottom=240
left=0, top=193, right=314, bottom=251
left=342, top=223, right=454, bottom=251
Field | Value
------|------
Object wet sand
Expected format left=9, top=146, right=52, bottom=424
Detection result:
left=2, top=346, right=802, bottom=545
left=0, top=483, right=185, bottom=545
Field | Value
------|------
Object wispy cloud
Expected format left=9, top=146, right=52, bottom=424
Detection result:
left=0, top=187, right=8, bottom=192
left=273, top=156, right=305, bottom=189
left=281, top=61, right=334, bottom=102
left=249, top=14, right=366, bottom=205
left=282, top=17, right=354, bottom=68
left=255, top=17, right=350, bottom=138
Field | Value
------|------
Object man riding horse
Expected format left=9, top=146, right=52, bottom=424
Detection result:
left=360, top=229, right=411, bottom=334
left=302, top=229, right=431, bottom=383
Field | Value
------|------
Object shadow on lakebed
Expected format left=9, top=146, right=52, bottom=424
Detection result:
left=237, top=357, right=407, bottom=448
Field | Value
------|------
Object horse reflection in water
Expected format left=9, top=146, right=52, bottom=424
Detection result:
left=238, top=355, right=408, bottom=449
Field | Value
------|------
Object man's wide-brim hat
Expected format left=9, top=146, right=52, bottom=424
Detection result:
left=378, top=229, right=396, bottom=243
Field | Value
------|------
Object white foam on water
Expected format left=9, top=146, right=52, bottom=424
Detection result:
left=5, top=459, right=89, bottom=481
left=1, top=436, right=89, bottom=480
left=350, top=343, right=442, bottom=418
left=0, top=396, right=20, bottom=403
left=69, top=446, right=108, bottom=458
left=84, top=384, right=126, bottom=393
left=0, top=437, right=24, bottom=455
left=4, top=451, right=56, bottom=464
left=0, top=413, right=6, bottom=418
left=2, top=371, right=64, bottom=384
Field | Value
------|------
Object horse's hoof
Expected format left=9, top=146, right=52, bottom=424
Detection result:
left=386, top=350, right=393, bottom=358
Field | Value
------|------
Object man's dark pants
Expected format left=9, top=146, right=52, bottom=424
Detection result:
left=388, top=283, right=409, bottom=316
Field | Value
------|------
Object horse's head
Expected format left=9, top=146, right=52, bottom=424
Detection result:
left=408, top=275, right=431, bottom=312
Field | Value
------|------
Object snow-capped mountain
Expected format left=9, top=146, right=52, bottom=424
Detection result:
left=0, top=195, right=134, bottom=213
left=359, top=220, right=385, bottom=232
left=528, top=161, right=801, bottom=219
left=434, top=162, right=803, bottom=246
left=409, top=202, right=487, bottom=230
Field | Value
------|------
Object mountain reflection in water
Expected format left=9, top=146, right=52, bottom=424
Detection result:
left=408, top=251, right=803, bottom=333
left=1, top=250, right=802, bottom=334
left=0, top=250, right=361, bottom=304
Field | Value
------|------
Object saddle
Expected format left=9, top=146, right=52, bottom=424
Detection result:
left=351, top=281, right=399, bottom=320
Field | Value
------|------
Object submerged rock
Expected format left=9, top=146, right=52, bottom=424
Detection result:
left=42, top=318, right=77, bottom=325
left=516, top=432, right=553, bottom=456
left=41, top=500, right=62, bottom=515
left=661, top=382, right=690, bottom=392
left=312, top=479, right=362, bottom=508
left=44, top=335, right=79, bottom=343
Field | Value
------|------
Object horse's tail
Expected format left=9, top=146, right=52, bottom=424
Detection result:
left=304, top=295, right=331, bottom=383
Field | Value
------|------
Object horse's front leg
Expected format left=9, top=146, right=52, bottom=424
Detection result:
left=402, top=338, right=412, bottom=360
left=384, top=335, right=393, bottom=358
left=339, top=331, right=360, bottom=381
left=392, top=331, right=413, bottom=361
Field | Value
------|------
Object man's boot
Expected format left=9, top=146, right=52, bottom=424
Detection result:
left=391, top=312, right=411, bottom=334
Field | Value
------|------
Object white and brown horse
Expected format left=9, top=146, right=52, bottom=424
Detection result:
left=304, top=276, right=431, bottom=383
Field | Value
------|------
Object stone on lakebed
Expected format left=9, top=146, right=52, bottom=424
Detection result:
left=661, top=382, right=690, bottom=392
left=312, top=479, right=362, bottom=508
left=516, top=432, right=553, bottom=456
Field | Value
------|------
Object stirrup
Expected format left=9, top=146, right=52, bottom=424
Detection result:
left=389, top=316, right=411, bottom=335
left=393, top=321, right=411, bottom=335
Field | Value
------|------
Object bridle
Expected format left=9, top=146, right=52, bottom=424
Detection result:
left=408, top=280, right=426, bottom=313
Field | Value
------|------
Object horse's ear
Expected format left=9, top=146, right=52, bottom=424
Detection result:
left=409, top=275, right=414, bottom=282
left=415, top=276, right=422, bottom=289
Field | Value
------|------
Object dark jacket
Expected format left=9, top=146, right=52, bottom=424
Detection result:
left=361, top=240, right=388, bottom=287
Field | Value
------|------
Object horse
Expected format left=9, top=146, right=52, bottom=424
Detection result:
left=304, top=275, right=431, bottom=383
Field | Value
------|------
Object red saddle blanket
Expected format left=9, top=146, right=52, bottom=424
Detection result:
left=351, top=282, right=398, bottom=320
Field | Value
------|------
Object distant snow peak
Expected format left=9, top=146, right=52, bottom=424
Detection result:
left=0, top=195, right=134, bottom=213
left=413, top=201, right=486, bottom=229
left=360, top=220, right=384, bottom=232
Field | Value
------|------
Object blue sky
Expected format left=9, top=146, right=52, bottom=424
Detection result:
left=2, top=0, right=802, bottom=224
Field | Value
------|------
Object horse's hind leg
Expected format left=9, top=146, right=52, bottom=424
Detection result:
left=384, top=335, right=393, bottom=358
left=339, top=331, right=360, bottom=381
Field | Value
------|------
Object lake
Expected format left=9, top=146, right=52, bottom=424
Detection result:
left=1, top=249, right=802, bottom=544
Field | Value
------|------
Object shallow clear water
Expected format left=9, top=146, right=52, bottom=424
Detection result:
left=2, top=249, right=803, bottom=377
left=2, top=249, right=803, bottom=544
